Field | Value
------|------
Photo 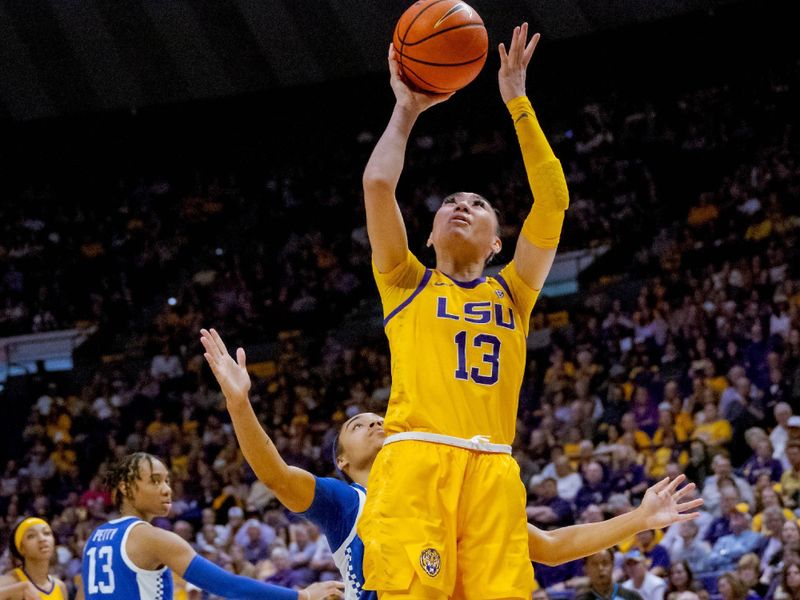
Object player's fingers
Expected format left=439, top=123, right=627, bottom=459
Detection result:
left=524, top=32, right=541, bottom=65
left=498, top=42, right=508, bottom=63
left=516, top=23, right=528, bottom=62
left=199, top=336, right=218, bottom=362
left=651, top=476, right=670, bottom=494
left=388, top=46, right=401, bottom=78
left=674, top=481, right=696, bottom=499
left=677, top=499, right=704, bottom=512
left=677, top=511, right=701, bottom=522
left=666, top=474, right=686, bottom=494
left=236, top=347, right=247, bottom=369
left=203, top=353, right=221, bottom=377
left=508, top=26, right=520, bottom=55
left=209, top=328, right=228, bottom=355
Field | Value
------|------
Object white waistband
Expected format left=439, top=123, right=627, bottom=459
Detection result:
left=383, top=432, right=512, bottom=454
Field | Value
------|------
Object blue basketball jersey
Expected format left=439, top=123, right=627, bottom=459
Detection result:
left=83, top=517, right=173, bottom=600
left=300, top=478, right=374, bottom=600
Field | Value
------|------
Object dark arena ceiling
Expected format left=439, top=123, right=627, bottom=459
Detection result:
left=0, top=0, right=758, bottom=121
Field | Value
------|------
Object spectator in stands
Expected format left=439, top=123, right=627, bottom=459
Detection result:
left=752, top=487, right=794, bottom=535
left=665, top=561, right=705, bottom=599
left=702, top=455, right=754, bottom=516
left=287, top=522, right=317, bottom=585
left=774, top=560, right=800, bottom=600
left=527, top=477, right=575, bottom=529
left=705, top=487, right=745, bottom=545
left=264, top=546, right=304, bottom=589
left=692, top=400, right=732, bottom=448
left=760, top=506, right=789, bottom=571
left=716, top=572, right=752, bottom=600
left=667, top=519, right=712, bottom=566
left=771, top=404, right=793, bottom=464
left=705, top=505, right=765, bottom=572
left=574, top=461, right=610, bottom=516
left=621, top=549, right=666, bottom=600
left=610, top=445, right=649, bottom=498
left=736, top=553, right=768, bottom=599
left=633, top=529, right=671, bottom=575
left=741, top=439, right=783, bottom=485
left=576, top=549, right=643, bottom=600
left=780, top=443, right=800, bottom=508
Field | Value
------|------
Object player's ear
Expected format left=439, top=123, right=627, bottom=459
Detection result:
left=492, top=236, right=502, bottom=255
left=336, top=455, right=349, bottom=472
left=427, top=233, right=433, bottom=248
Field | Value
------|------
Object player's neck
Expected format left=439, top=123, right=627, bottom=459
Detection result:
left=23, top=560, right=51, bottom=587
left=350, top=465, right=370, bottom=487
left=121, top=503, right=152, bottom=523
left=435, top=256, right=485, bottom=283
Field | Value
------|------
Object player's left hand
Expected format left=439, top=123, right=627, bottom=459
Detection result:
left=638, top=475, right=704, bottom=530
left=200, top=328, right=251, bottom=406
left=498, top=23, right=540, bottom=104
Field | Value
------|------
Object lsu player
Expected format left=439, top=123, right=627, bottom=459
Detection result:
left=0, top=517, right=67, bottom=600
left=359, top=23, right=588, bottom=599
left=201, top=329, right=704, bottom=600
left=81, top=452, right=343, bottom=600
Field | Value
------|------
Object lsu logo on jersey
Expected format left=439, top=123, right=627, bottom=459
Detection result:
left=420, top=548, right=441, bottom=577
left=435, top=298, right=516, bottom=330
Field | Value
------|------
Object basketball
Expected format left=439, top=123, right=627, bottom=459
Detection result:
left=392, top=0, right=488, bottom=94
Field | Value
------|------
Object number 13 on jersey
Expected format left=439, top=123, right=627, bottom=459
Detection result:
left=86, top=546, right=115, bottom=594
left=454, top=331, right=501, bottom=385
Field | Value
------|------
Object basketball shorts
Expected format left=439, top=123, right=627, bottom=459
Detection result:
left=358, top=439, right=534, bottom=599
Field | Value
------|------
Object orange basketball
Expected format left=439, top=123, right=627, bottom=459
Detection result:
left=392, top=0, right=488, bottom=94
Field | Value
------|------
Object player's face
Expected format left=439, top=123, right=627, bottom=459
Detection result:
left=430, top=193, right=500, bottom=264
left=338, top=413, right=385, bottom=473
left=18, top=523, right=55, bottom=561
left=128, top=458, right=172, bottom=520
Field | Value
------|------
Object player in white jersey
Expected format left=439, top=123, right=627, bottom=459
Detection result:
left=82, top=452, right=343, bottom=600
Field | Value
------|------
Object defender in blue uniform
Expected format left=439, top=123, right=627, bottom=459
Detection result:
left=82, top=452, right=343, bottom=600
left=202, top=329, right=381, bottom=600
left=202, top=328, right=707, bottom=600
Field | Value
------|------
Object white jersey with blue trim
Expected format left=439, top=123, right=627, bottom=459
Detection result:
left=300, top=478, right=374, bottom=600
left=83, top=516, right=172, bottom=600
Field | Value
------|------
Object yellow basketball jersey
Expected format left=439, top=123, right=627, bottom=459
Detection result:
left=373, top=251, right=539, bottom=445
left=13, top=568, right=65, bottom=600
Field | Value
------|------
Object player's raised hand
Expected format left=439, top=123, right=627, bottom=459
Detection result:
left=498, top=23, right=540, bottom=104
left=388, top=44, right=453, bottom=115
left=200, top=328, right=251, bottom=406
left=300, top=580, right=345, bottom=600
left=638, top=475, right=704, bottom=530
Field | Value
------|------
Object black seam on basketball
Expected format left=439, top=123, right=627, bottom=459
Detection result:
left=399, top=0, right=452, bottom=44
left=394, top=49, right=487, bottom=67
left=401, top=23, right=485, bottom=46
left=401, top=63, right=456, bottom=92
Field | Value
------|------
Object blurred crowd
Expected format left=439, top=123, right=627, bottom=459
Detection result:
left=0, top=39, right=799, bottom=600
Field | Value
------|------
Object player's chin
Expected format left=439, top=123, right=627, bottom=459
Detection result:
left=157, top=502, right=173, bottom=517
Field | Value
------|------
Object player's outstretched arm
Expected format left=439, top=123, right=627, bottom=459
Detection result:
left=364, top=44, right=453, bottom=273
left=527, top=475, right=703, bottom=565
left=499, top=24, right=568, bottom=291
left=200, top=328, right=316, bottom=513
left=129, top=524, right=343, bottom=600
